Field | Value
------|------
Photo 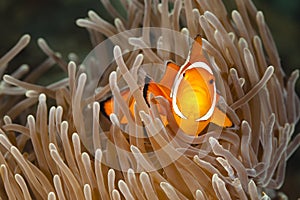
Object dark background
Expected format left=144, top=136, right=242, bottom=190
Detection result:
left=0, top=0, right=299, bottom=199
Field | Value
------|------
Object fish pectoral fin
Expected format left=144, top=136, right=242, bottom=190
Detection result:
left=210, top=107, right=233, bottom=128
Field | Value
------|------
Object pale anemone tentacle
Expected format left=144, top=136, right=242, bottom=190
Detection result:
left=0, top=0, right=299, bottom=199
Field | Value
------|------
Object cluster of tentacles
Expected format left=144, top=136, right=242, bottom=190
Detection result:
left=0, top=0, right=299, bottom=199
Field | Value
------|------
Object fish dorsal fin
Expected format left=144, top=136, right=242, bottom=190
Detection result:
left=143, top=77, right=172, bottom=106
left=159, top=61, right=180, bottom=91
left=189, top=35, right=207, bottom=64
left=166, top=61, right=180, bottom=71
left=177, top=36, right=207, bottom=76
left=142, top=61, right=179, bottom=107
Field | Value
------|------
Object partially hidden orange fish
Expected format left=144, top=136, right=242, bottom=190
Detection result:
left=100, top=36, right=233, bottom=136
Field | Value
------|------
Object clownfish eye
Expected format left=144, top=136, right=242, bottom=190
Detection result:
left=209, top=79, right=214, bottom=84
left=183, top=72, right=186, bottom=77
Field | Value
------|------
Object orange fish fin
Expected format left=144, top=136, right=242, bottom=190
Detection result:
left=100, top=89, right=132, bottom=121
left=100, top=96, right=113, bottom=119
left=143, top=77, right=171, bottom=106
left=121, top=92, right=135, bottom=124
left=160, top=115, right=168, bottom=126
left=159, top=61, right=180, bottom=90
left=211, top=106, right=233, bottom=128
left=166, top=61, right=180, bottom=71
left=189, top=35, right=207, bottom=64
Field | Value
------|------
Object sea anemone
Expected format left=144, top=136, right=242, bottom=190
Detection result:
left=0, top=0, right=299, bottom=199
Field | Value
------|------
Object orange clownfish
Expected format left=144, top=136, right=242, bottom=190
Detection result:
left=100, top=36, right=233, bottom=136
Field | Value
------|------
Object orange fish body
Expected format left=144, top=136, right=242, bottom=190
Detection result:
left=172, top=66, right=215, bottom=135
left=101, top=36, right=233, bottom=136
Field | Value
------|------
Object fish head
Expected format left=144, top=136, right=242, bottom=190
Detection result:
left=171, top=61, right=217, bottom=135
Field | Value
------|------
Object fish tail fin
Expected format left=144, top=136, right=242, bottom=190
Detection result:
left=100, top=89, right=132, bottom=121
left=100, top=96, right=113, bottom=119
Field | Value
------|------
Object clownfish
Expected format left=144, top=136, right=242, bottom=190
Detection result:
left=100, top=36, right=233, bottom=136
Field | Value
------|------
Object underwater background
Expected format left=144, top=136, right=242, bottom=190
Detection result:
left=0, top=0, right=299, bottom=198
